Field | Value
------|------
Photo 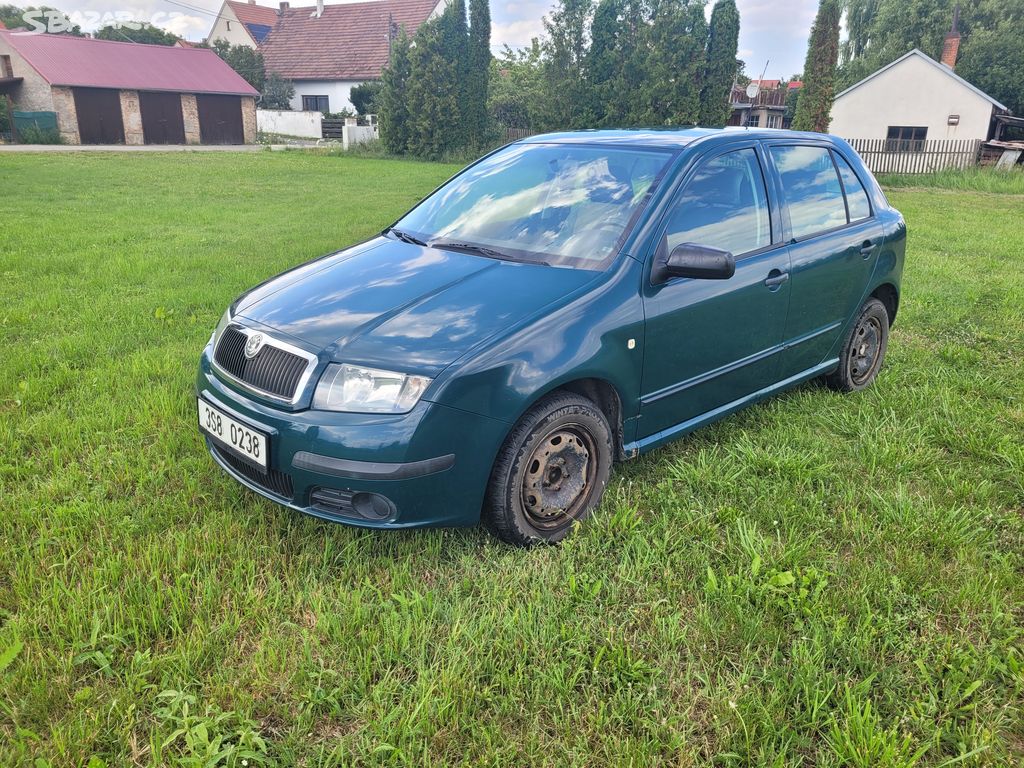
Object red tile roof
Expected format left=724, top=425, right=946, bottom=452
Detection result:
left=752, top=79, right=781, bottom=90
left=0, top=30, right=258, bottom=95
left=227, top=0, right=279, bottom=28
left=262, top=0, right=439, bottom=81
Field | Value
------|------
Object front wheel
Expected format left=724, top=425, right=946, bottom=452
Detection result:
left=825, top=297, right=890, bottom=392
left=484, top=392, right=612, bottom=546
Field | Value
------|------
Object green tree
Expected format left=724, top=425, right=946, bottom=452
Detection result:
left=438, top=0, right=470, bottom=146
left=538, top=0, right=593, bottom=130
left=0, top=4, right=83, bottom=34
left=641, top=0, right=707, bottom=126
left=836, top=0, right=1024, bottom=89
left=209, top=39, right=266, bottom=91
left=466, top=0, right=492, bottom=145
left=699, top=0, right=740, bottom=127
left=94, top=23, right=179, bottom=45
left=791, top=0, right=840, bottom=133
left=958, top=22, right=1024, bottom=116
left=349, top=81, right=381, bottom=115
left=404, top=18, right=461, bottom=158
left=259, top=72, right=295, bottom=110
left=585, top=0, right=621, bottom=126
left=489, top=41, right=544, bottom=130
left=379, top=29, right=412, bottom=153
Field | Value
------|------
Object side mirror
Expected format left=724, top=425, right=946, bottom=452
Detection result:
left=654, top=242, right=736, bottom=284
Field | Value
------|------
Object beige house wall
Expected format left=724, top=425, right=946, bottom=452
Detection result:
left=0, top=36, right=55, bottom=112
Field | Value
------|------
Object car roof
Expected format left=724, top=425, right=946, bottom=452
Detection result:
left=518, top=127, right=838, bottom=150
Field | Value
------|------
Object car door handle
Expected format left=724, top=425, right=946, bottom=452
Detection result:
left=860, top=240, right=876, bottom=259
left=764, top=270, right=789, bottom=289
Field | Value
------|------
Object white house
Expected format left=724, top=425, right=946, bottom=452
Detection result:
left=829, top=42, right=1008, bottom=146
left=261, top=0, right=446, bottom=114
left=206, top=0, right=279, bottom=48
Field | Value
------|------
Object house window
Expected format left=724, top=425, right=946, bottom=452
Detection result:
left=886, top=126, right=927, bottom=152
left=302, top=95, right=330, bottom=113
left=766, top=113, right=782, bottom=129
left=744, top=112, right=761, bottom=128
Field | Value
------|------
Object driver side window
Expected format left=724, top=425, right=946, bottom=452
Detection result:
left=664, top=148, right=772, bottom=257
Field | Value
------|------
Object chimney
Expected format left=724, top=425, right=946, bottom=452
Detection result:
left=310, top=0, right=323, bottom=17
left=941, top=5, right=961, bottom=69
left=278, top=1, right=289, bottom=10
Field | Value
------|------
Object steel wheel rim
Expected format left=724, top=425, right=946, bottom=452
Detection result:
left=520, top=423, right=597, bottom=530
left=849, top=315, right=883, bottom=385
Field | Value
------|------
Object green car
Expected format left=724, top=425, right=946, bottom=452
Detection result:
left=197, top=128, right=906, bottom=546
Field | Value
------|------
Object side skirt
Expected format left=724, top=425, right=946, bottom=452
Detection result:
left=623, top=358, right=839, bottom=457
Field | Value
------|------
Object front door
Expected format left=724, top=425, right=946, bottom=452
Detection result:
left=764, top=144, right=886, bottom=376
left=639, top=145, right=791, bottom=440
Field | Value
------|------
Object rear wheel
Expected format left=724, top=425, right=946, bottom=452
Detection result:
left=825, top=297, right=890, bottom=392
left=485, top=392, right=612, bottom=546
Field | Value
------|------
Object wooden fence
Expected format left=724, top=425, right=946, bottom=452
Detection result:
left=846, top=138, right=982, bottom=174
left=503, top=127, right=535, bottom=143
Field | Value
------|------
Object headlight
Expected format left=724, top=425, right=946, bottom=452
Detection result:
left=312, top=363, right=431, bottom=413
left=210, top=308, right=231, bottom=349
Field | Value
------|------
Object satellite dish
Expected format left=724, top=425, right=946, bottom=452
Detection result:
left=745, top=82, right=761, bottom=99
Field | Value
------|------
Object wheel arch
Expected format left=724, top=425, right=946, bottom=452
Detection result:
left=870, top=283, right=899, bottom=327
left=502, top=376, right=628, bottom=463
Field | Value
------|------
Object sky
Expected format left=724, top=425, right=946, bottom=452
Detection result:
left=30, top=0, right=821, bottom=82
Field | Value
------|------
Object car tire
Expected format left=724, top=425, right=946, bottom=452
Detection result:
left=825, top=297, right=890, bottom=393
left=484, top=392, right=613, bottom=547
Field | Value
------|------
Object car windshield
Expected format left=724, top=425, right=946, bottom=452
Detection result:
left=393, top=142, right=675, bottom=269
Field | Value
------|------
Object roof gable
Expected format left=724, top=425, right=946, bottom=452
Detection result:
left=835, top=49, right=1008, bottom=112
left=261, top=0, right=441, bottom=81
left=0, top=31, right=258, bottom=96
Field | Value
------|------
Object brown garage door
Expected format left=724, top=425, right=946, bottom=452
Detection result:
left=73, top=88, right=124, bottom=144
left=140, top=91, right=186, bottom=144
left=196, top=94, right=244, bottom=144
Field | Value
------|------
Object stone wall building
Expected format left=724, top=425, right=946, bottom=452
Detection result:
left=0, top=31, right=258, bottom=145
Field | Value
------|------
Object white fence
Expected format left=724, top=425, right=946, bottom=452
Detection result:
left=256, top=109, right=323, bottom=140
left=342, top=124, right=378, bottom=150
left=846, top=138, right=982, bottom=174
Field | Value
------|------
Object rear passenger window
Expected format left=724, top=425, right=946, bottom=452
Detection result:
left=770, top=146, right=847, bottom=240
left=664, top=148, right=771, bottom=257
left=832, top=152, right=872, bottom=221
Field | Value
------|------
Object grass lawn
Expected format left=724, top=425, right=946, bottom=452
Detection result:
left=1, top=152, right=1022, bottom=767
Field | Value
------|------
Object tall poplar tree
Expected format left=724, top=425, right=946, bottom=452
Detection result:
left=642, top=0, right=707, bottom=125
left=404, top=18, right=461, bottom=158
left=467, top=0, right=492, bottom=145
left=379, top=29, right=412, bottom=154
left=791, top=0, right=841, bottom=133
left=698, top=0, right=740, bottom=127
left=538, top=0, right=593, bottom=130
left=585, top=0, right=622, bottom=126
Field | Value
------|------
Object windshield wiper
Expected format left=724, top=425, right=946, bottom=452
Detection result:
left=384, top=226, right=428, bottom=246
left=428, top=238, right=550, bottom=266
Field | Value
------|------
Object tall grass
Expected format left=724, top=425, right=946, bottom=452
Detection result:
left=878, top=165, right=1024, bottom=194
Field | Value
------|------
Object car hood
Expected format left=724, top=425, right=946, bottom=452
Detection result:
left=234, top=237, right=598, bottom=375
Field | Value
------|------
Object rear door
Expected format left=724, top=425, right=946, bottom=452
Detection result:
left=196, top=94, right=244, bottom=144
left=764, top=142, right=886, bottom=377
left=73, top=88, right=125, bottom=144
left=140, top=91, right=186, bottom=144
left=638, top=144, right=791, bottom=438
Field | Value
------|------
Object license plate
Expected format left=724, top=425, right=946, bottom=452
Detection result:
left=197, top=398, right=268, bottom=470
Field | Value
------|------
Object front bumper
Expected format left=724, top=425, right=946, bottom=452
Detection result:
left=196, top=346, right=509, bottom=529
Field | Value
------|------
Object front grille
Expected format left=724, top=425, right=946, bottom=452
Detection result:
left=214, top=325, right=309, bottom=400
left=212, top=443, right=294, bottom=500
